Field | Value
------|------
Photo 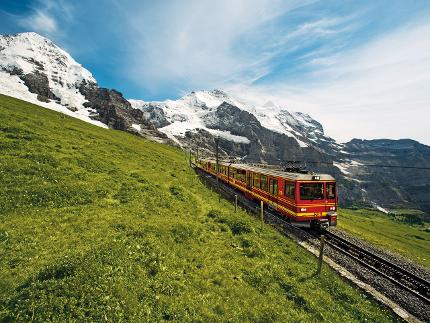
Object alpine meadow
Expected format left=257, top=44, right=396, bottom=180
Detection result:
left=0, top=95, right=396, bottom=321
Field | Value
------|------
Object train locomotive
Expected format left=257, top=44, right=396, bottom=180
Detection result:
left=196, top=158, right=338, bottom=228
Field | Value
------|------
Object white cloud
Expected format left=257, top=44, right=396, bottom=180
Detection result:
left=122, top=0, right=314, bottom=93
left=227, top=19, right=430, bottom=145
left=19, top=10, right=57, bottom=34
left=17, top=0, right=75, bottom=38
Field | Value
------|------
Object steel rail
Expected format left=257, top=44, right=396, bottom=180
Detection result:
left=322, top=231, right=430, bottom=304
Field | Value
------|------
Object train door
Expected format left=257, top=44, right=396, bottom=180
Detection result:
left=324, top=182, right=328, bottom=213
left=268, top=177, right=278, bottom=210
left=246, top=171, right=252, bottom=191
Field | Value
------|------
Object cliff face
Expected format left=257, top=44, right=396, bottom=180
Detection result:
left=340, top=139, right=430, bottom=212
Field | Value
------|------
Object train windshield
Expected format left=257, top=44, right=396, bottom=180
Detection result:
left=300, top=183, right=324, bottom=200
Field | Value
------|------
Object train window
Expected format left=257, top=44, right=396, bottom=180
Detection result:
left=236, top=169, right=246, bottom=182
left=326, top=183, right=336, bottom=199
left=253, top=173, right=260, bottom=188
left=269, top=179, right=278, bottom=196
left=246, top=172, right=252, bottom=187
left=285, top=183, right=295, bottom=199
left=241, top=170, right=246, bottom=182
left=260, top=175, right=268, bottom=191
left=300, top=183, right=324, bottom=200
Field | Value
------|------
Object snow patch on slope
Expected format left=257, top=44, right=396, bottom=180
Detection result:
left=376, top=205, right=390, bottom=214
left=131, top=124, right=141, bottom=132
left=0, top=71, right=107, bottom=128
left=370, top=202, right=390, bottom=214
left=333, top=160, right=364, bottom=175
left=206, top=129, right=250, bottom=144
left=333, top=161, right=351, bottom=175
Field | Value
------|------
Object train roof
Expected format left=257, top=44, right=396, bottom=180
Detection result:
left=200, top=159, right=336, bottom=181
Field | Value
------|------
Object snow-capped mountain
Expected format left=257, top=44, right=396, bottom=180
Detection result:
left=0, top=32, right=165, bottom=139
left=0, top=32, right=106, bottom=127
left=130, top=90, right=252, bottom=145
left=129, top=89, right=340, bottom=153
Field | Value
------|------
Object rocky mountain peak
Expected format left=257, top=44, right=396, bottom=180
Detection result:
left=0, top=32, right=96, bottom=113
left=0, top=32, right=95, bottom=84
left=209, top=89, right=228, bottom=97
left=128, top=89, right=340, bottom=153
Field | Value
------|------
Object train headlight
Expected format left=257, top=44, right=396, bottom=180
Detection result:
left=300, top=208, right=307, bottom=212
left=329, top=206, right=336, bottom=211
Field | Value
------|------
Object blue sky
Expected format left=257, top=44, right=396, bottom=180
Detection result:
left=1, top=0, right=430, bottom=144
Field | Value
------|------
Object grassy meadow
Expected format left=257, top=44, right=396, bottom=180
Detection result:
left=0, top=94, right=396, bottom=321
left=338, top=208, right=430, bottom=268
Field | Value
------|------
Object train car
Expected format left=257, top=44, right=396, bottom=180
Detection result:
left=196, top=158, right=337, bottom=228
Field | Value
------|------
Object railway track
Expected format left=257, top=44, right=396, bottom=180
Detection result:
left=269, top=208, right=430, bottom=306
left=321, top=230, right=430, bottom=304
left=195, top=168, right=430, bottom=316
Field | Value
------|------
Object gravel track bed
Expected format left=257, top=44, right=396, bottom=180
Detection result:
left=265, top=215, right=430, bottom=322
left=331, top=229, right=430, bottom=281
left=196, top=170, right=430, bottom=322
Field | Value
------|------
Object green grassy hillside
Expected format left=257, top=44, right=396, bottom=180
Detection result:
left=0, top=94, right=395, bottom=321
left=338, top=208, right=430, bottom=268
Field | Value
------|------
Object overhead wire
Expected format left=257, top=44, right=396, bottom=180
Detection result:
left=195, top=151, right=430, bottom=171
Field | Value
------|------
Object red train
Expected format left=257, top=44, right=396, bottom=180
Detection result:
left=196, top=158, right=337, bottom=228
